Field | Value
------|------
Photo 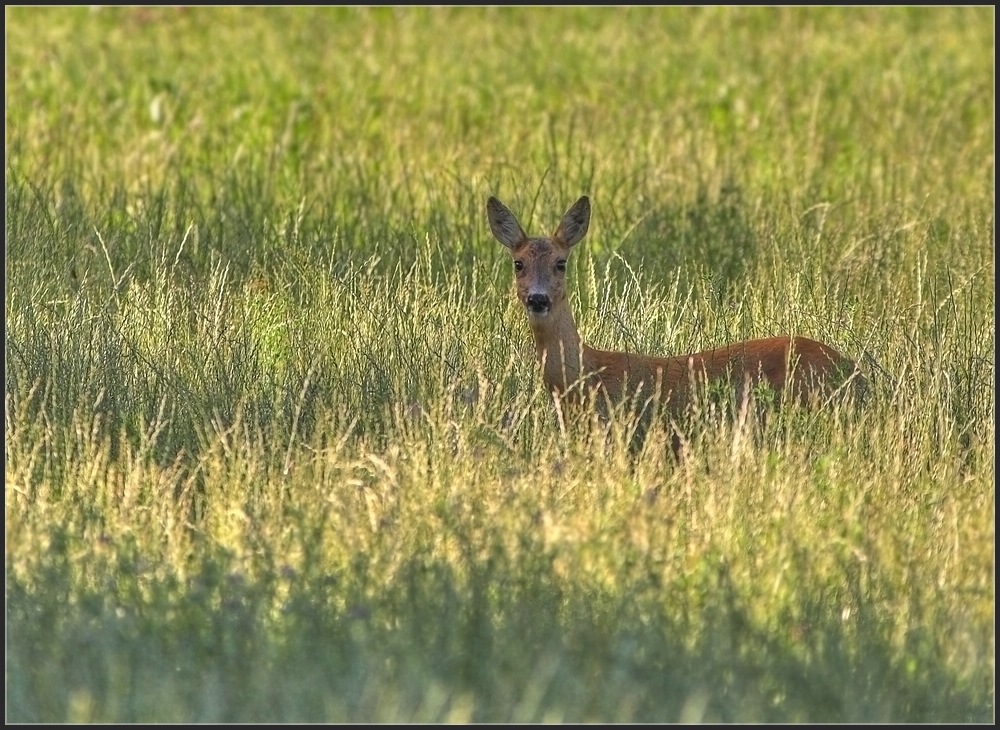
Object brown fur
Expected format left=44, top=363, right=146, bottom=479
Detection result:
left=487, top=195, right=866, bottom=432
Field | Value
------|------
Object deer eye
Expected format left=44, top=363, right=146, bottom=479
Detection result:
left=514, top=260, right=524, bottom=272
left=555, top=259, right=567, bottom=272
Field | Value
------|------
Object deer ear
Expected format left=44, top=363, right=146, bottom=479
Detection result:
left=554, top=196, right=590, bottom=248
left=487, top=197, right=527, bottom=249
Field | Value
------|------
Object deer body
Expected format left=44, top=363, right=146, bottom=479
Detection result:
left=487, top=195, right=865, bottom=422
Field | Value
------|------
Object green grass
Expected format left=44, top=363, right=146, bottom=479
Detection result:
left=5, top=6, right=994, bottom=722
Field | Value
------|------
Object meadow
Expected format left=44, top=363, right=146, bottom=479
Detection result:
left=4, top=6, right=994, bottom=722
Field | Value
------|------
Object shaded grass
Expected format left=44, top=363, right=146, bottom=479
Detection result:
left=5, top=5, right=995, bottom=723
left=6, top=371, right=992, bottom=722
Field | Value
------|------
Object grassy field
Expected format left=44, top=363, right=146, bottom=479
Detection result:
left=5, top=6, right=994, bottom=722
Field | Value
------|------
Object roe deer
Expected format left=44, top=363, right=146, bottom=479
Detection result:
left=487, top=195, right=866, bottom=451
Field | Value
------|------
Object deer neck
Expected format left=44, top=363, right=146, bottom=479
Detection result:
left=526, top=302, right=585, bottom=394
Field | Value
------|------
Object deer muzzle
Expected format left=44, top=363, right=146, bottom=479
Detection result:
left=525, top=293, right=551, bottom=316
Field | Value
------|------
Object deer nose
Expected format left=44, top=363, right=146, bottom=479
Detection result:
left=526, top=294, right=551, bottom=314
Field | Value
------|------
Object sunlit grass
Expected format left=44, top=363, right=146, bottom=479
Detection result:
left=5, top=6, right=994, bottom=722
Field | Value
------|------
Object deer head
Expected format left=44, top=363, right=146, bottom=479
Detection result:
left=487, top=196, right=591, bottom=320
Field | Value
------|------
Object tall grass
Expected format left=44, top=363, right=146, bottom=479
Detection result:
left=5, top=6, right=994, bottom=722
